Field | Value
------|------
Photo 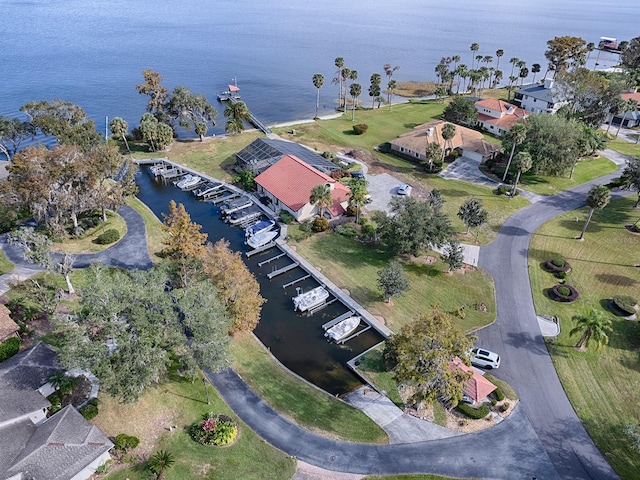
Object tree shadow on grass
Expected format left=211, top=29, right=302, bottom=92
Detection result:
left=403, top=261, right=441, bottom=277
left=595, top=273, right=638, bottom=287
left=558, top=219, right=604, bottom=235
left=349, top=284, right=381, bottom=305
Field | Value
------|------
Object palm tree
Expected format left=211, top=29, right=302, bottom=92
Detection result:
left=578, top=185, right=611, bottom=240
left=495, top=49, right=504, bottom=71
left=384, top=63, right=399, bottom=109
left=470, top=43, right=479, bottom=68
left=455, top=64, right=468, bottom=93
left=348, top=177, right=368, bottom=222
left=451, top=55, right=460, bottom=71
left=387, top=79, right=397, bottom=111
left=510, top=151, right=532, bottom=197
left=616, top=99, right=638, bottom=137
left=531, top=63, right=541, bottom=83
left=509, top=57, right=519, bottom=80
left=334, top=57, right=344, bottom=109
left=493, top=69, right=503, bottom=89
left=369, top=73, right=381, bottom=108
left=519, top=67, right=529, bottom=86
left=224, top=101, right=250, bottom=135
left=441, top=123, right=456, bottom=162
left=502, top=122, right=527, bottom=182
left=607, top=97, right=625, bottom=133
left=310, top=183, right=332, bottom=218
left=312, top=73, right=324, bottom=119
left=109, top=117, right=130, bottom=153
left=341, top=67, right=352, bottom=111
left=570, top=310, right=612, bottom=351
left=148, top=450, right=175, bottom=480
left=586, top=42, right=595, bottom=67
left=350, top=83, right=361, bottom=121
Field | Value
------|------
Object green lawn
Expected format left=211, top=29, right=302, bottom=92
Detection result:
left=291, top=230, right=496, bottom=332
left=517, top=155, right=619, bottom=196
left=528, top=196, right=640, bottom=479
left=0, top=250, right=14, bottom=275
left=608, top=137, right=640, bottom=158
left=52, top=211, right=127, bottom=254
left=356, top=346, right=404, bottom=408
left=96, top=366, right=295, bottom=480
left=230, top=334, right=388, bottom=444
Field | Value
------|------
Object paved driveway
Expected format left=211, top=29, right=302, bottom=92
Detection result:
left=340, top=156, right=404, bottom=214
left=438, top=156, right=497, bottom=187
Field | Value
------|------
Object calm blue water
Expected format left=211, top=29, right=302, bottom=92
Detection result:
left=1, top=0, right=638, bottom=138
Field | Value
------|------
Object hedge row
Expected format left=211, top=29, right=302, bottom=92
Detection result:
left=456, top=402, right=490, bottom=419
left=0, top=337, right=20, bottom=362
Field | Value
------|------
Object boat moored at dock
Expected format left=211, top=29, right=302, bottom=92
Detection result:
left=325, top=316, right=361, bottom=342
left=292, top=286, right=330, bottom=312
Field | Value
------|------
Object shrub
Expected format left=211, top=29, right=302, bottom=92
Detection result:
left=555, top=271, right=567, bottom=280
left=335, top=223, right=358, bottom=238
left=377, top=142, right=391, bottom=153
left=321, top=151, right=334, bottom=159
left=353, top=123, right=369, bottom=135
left=557, top=286, right=571, bottom=296
left=0, top=337, right=20, bottom=362
left=95, top=229, right=120, bottom=245
left=494, top=388, right=505, bottom=402
left=612, top=296, right=638, bottom=315
left=551, top=258, right=565, bottom=268
left=495, top=186, right=508, bottom=196
left=545, top=258, right=571, bottom=273
left=499, top=402, right=510, bottom=413
left=190, top=413, right=238, bottom=446
left=114, top=433, right=140, bottom=451
left=279, top=210, right=294, bottom=224
left=345, top=205, right=357, bottom=217
left=47, top=394, right=62, bottom=414
left=456, top=402, right=490, bottom=419
left=551, top=284, right=579, bottom=302
left=79, top=403, right=99, bottom=420
left=311, top=216, right=329, bottom=232
left=94, top=460, right=112, bottom=474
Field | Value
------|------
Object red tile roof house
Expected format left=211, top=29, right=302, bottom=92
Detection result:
left=388, top=120, right=499, bottom=164
left=254, top=154, right=351, bottom=222
left=450, top=357, right=497, bottom=404
left=474, top=98, right=530, bottom=137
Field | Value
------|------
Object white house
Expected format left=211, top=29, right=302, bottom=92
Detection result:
left=475, top=98, right=529, bottom=137
left=513, top=79, right=567, bottom=114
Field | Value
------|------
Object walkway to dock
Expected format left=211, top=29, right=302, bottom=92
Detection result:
left=229, top=98, right=272, bottom=135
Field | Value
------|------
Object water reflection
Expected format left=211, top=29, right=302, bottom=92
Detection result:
left=135, top=168, right=384, bottom=394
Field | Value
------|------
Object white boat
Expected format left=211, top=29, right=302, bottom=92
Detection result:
left=175, top=174, right=201, bottom=189
left=246, top=229, right=278, bottom=249
left=292, top=286, right=329, bottom=312
left=245, top=219, right=275, bottom=238
left=325, top=316, right=361, bottom=342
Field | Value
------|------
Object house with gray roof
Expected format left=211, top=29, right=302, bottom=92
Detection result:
left=513, top=79, right=567, bottom=114
left=236, top=138, right=340, bottom=175
left=0, top=342, right=113, bottom=480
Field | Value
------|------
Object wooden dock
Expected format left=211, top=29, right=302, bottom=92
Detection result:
left=258, top=252, right=286, bottom=267
left=267, top=262, right=299, bottom=279
left=228, top=98, right=271, bottom=135
left=322, top=311, right=355, bottom=330
left=307, top=297, right=337, bottom=315
left=282, top=274, right=311, bottom=289
left=245, top=242, right=276, bottom=257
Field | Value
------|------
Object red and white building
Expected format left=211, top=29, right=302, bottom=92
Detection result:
left=475, top=98, right=529, bottom=137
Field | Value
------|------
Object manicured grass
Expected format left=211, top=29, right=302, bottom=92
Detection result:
left=607, top=137, right=640, bottom=157
left=291, top=231, right=496, bottom=332
left=96, top=366, right=295, bottom=480
left=126, top=196, right=167, bottom=261
left=356, top=346, right=404, bottom=408
left=230, top=333, right=388, bottom=444
left=52, top=211, right=127, bottom=254
left=528, top=196, right=640, bottom=479
left=518, top=155, right=619, bottom=196
left=0, top=250, right=15, bottom=275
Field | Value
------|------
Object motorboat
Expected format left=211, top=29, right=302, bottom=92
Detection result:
left=324, top=316, right=361, bottom=342
left=292, top=286, right=329, bottom=312
left=221, top=197, right=253, bottom=215
left=175, top=174, right=201, bottom=189
left=245, top=219, right=276, bottom=238
left=194, top=182, right=223, bottom=197
left=228, top=207, right=262, bottom=225
left=246, top=229, right=278, bottom=249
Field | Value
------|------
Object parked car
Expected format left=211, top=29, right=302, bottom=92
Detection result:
left=351, top=170, right=365, bottom=179
left=397, top=183, right=412, bottom=195
left=470, top=347, right=501, bottom=369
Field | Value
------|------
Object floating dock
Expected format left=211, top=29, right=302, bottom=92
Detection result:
left=245, top=242, right=276, bottom=257
left=267, top=262, right=299, bottom=279
left=322, top=311, right=356, bottom=330
left=257, top=252, right=286, bottom=267
left=282, top=274, right=311, bottom=289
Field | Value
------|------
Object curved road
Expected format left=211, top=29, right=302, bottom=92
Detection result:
left=211, top=170, right=631, bottom=479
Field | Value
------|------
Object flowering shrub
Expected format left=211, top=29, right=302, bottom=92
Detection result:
left=190, top=412, right=238, bottom=446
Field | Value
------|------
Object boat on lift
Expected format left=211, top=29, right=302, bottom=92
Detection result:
left=324, top=316, right=361, bottom=342
left=245, top=219, right=276, bottom=238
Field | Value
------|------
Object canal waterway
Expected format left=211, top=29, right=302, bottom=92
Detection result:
left=136, top=168, right=384, bottom=395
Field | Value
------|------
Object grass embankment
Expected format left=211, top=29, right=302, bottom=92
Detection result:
left=126, top=196, right=167, bottom=261
left=290, top=230, right=495, bottom=332
left=231, top=333, right=388, bottom=444
left=528, top=196, right=640, bottom=479
left=97, top=367, right=295, bottom=480
left=607, top=137, right=640, bottom=157
left=52, top=211, right=127, bottom=254
left=0, top=250, right=15, bottom=275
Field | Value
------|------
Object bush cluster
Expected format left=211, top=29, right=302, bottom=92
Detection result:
left=279, top=210, right=294, bottom=224
left=114, top=433, right=140, bottom=451
left=311, top=216, right=329, bottom=232
left=550, top=284, right=579, bottom=302
left=79, top=398, right=99, bottom=420
left=334, top=223, right=358, bottom=238
left=545, top=258, right=571, bottom=273
left=456, top=402, right=490, bottom=419
left=0, top=337, right=20, bottom=362
left=493, top=388, right=505, bottom=402
left=96, top=229, right=120, bottom=245
left=190, top=413, right=238, bottom=446
left=352, top=123, right=368, bottom=135
left=612, top=295, right=639, bottom=316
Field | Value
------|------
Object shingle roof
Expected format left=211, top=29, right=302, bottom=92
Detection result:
left=0, top=304, right=19, bottom=341
left=451, top=357, right=497, bottom=403
left=255, top=155, right=350, bottom=216
left=515, top=82, right=558, bottom=104
left=0, top=341, right=63, bottom=391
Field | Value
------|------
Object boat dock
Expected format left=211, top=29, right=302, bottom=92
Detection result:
left=228, top=207, right=262, bottom=226
left=228, top=98, right=272, bottom=135
left=257, top=252, right=286, bottom=267
left=306, top=297, right=337, bottom=315
left=221, top=197, right=253, bottom=215
left=211, top=192, right=240, bottom=205
left=282, top=274, right=311, bottom=289
left=322, top=311, right=355, bottom=330
left=245, top=242, right=276, bottom=257
left=267, top=262, right=299, bottom=279
left=337, top=324, right=372, bottom=345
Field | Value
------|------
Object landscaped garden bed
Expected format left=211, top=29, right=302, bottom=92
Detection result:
left=549, top=284, right=579, bottom=302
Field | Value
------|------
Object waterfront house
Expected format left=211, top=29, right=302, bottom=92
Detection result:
left=236, top=138, right=340, bottom=176
left=474, top=98, right=529, bottom=137
left=0, top=342, right=113, bottom=480
left=254, top=154, right=350, bottom=222
left=607, top=91, right=640, bottom=128
left=513, top=79, right=567, bottom=114
left=388, top=120, right=499, bottom=164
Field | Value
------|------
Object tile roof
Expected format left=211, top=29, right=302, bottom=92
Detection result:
left=621, top=92, right=640, bottom=103
left=451, top=357, right=497, bottom=403
left=0, top=303, right=19, bottom=341
left=255, top=155, right=350, bottom=216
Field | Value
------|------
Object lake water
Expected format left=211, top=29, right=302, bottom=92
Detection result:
left=1, top=0, right=639, bottom=138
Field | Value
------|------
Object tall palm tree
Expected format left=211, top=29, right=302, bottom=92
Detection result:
left=224, top=101, right=250, bottom=135
left=309, top=183, right=332, bottom=218
left=350, top=83, right=361, bottom=121
left=348, top=177, right=368, bottom=222
left=570, top=310, right=612, bottom=351
left=455, top=64, right=468, bottom=93
left=341, top=67, right=352, bottom=111
left=148, top=450, right=175, bottom=480
left=586, top=42, right=595, bottom=67
left=519, top=67, right=529, bottom=86
left=531, top=63, right=541, bottom=83
left=384, top=63, right=399, bottom=109
left=495, top=49, right=504, bottom=71
left=441, top=123, right=456, bottom=162
left=451, top=54, right=460, bottom=71
left=502, top=122, right=527, bottom=182
left=616, top=99, right=638, bottom=137
left=387, top=79, right=397, bottom=111
left=369, top=73, right=381, bottom=108
left=334, top=57, right=344, bottom=109
left=312, top=73, right=324, bottom=119
left=470, top=43, right=480, bottom=68
left=510, top=151, right=532, bottom=197
left=578, top=185, right=611, bottom=240
left=493, top=69, right=503, bottom=89
left=509, top=57, right=519, bottom=79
